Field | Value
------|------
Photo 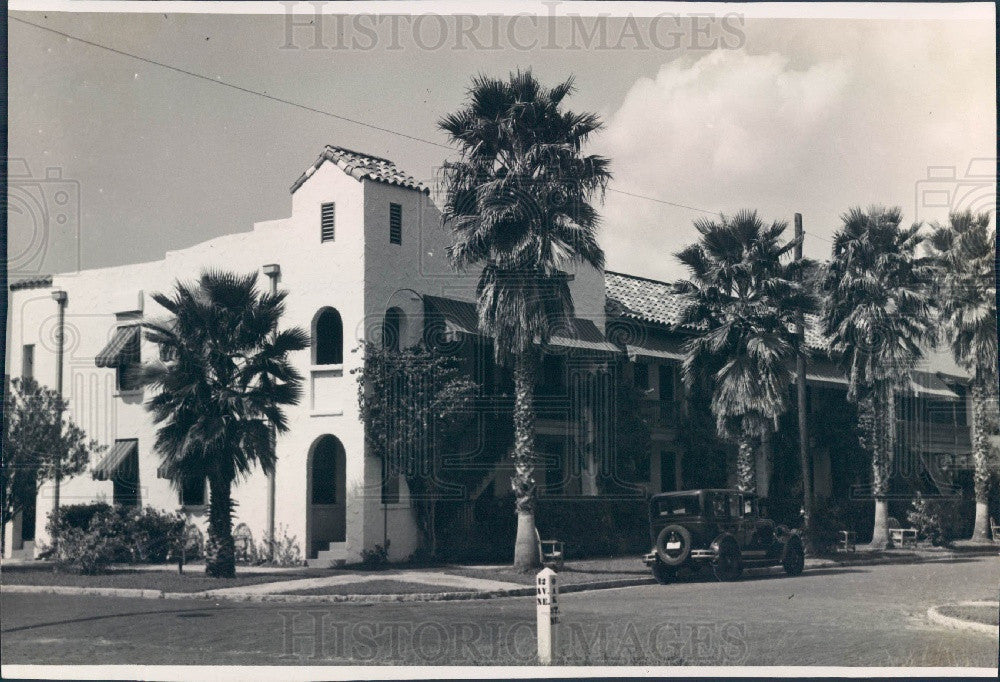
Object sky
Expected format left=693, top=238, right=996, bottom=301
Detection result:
left=8, top=7, right=996, bottom=286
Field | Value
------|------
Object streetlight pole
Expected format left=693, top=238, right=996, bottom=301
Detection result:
left=263, top=264, right=280, bottom=560
left=50, top=289, right=68, bottom=550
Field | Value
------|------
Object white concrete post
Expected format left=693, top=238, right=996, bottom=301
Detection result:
left=536, top=567, right=559, bottom=664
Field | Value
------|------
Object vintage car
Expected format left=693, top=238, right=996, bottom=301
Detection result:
left=642, top=488, right=805, bottom=583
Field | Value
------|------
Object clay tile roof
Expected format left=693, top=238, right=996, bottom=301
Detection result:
left=291, top=145, right=429, bottom=194
left=604, top=270, right=830, bottom=352
left=9, top=275, right=53, bottom=291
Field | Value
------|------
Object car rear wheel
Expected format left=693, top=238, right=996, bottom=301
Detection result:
left=783, top=540, right=805, bottom=576
left=651, top=562, right=676, bottom=584
left=655, top=525, right=693, bottom=567
left=712, top=541, right=743, bottom=581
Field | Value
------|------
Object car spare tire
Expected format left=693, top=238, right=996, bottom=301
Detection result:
left=655, top=525, right=692, bottom=566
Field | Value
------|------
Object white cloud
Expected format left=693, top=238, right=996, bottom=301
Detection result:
left=595, top=21, right=995, bottom=283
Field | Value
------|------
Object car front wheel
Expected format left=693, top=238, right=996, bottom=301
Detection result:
left=783, top=541, right=805, bottom=576
left=712, top=542, right=743, bottom=581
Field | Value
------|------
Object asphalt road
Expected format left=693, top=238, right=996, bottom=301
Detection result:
left=2, top=557, right=998, bottom=667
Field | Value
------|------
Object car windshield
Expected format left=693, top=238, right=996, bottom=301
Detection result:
left=657, top=494, right=701, bottom=517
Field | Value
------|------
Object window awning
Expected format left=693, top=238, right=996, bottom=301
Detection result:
left=905, top=371, right=960, bottom=400
left=548, top=319, right=620, bottom=354
left=423, top=295, right=479, bottom=336
left=92, top=439, right=138, bottom=481
left=801, top=362, right=849, bottom=388
left=95, top=325, right=139, bottom=368
left=626, top=335, right=686, bottom=361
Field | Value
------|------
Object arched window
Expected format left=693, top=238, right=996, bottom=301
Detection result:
left=382, top=307, right=405, bottom=352
left=313, top=307, right=343, bottom=365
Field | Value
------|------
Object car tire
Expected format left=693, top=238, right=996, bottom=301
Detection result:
left=712, top=540, right=743, bottom=581
left=783, top=538, right=805, bottom=576
left=655, top=525, right=692, bottom=567
left=651, top=562, right=676, bottom=585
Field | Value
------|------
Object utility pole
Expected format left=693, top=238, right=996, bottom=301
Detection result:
left=794, top=214, right=813, bottom=551
left=50, top=289, right=68, bottom=551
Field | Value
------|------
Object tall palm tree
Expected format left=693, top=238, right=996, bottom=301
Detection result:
left=821, top=206, right=936, bottom=549
left=929, top=210, right=997, bottom=541
left=438, top=70, right=611, bottom=570
left=674, top=210, right=814, bottom=496
left=140, top=271, right=308, bottom=577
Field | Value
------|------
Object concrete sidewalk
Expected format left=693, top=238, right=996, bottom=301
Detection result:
left=201, top=570, right=524, bottom=597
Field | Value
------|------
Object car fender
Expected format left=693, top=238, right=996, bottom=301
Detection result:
left=710, top=533, right=738, bottom=555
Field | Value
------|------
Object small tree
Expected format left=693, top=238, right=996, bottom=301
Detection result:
left=356, top=341, right=479, bottom=558
left=2, top=377, right=102, bottom=545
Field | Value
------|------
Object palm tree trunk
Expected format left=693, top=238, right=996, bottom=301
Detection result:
left=970, top=378, right=994, bottom=541
left=736, top=433, right=756, bottom=495
left=511, top=348, right=540, bottom=571
left=869, top=386, right=893, bottom=549
left=205, top=476, right=236, bottom=578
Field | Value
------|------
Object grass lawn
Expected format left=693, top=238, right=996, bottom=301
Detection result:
left=280, top=580, right=469, bottom=596
left=444, top=556, right=650, bottom=586
left=0, top=563, right=336, bottom=593
left=937, top=604, right=1000, bottom=627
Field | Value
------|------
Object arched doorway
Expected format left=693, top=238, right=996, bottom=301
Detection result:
left=308, top=434, right=346, bottom=557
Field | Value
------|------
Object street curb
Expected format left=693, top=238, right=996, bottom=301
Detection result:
left=1, top=577, right=657, bottom=604
left=927, top=601, right=999, bottom=637
left=0, top=584, right=165, bottom=599
left=806, top=548, right=998, bottom=570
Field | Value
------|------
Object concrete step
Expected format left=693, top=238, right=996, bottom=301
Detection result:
left=312, top=542, right=347, bottom=568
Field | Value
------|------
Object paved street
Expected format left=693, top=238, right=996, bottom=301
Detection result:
left=2, top=557, right=998, bottom=667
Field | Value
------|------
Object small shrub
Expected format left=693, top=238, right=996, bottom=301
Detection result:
left=361, top=542, right=390, bottom=569
left=50, top=510, right=127, bottom=574
left=907, top=493, right=962, bottom=546
left=255, top=525, right=305, bottom=567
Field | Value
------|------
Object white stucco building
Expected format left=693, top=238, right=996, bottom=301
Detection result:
left=4, top=145, right=612, bottom=563
left=5, top=145, right=974, bottom=563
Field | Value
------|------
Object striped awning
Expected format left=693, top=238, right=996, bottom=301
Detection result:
left=423, top=295, right=479, bottom=336
left=625, top=335, right=686, bottom=361
left=548, top=319, right=620, bottom=354
left=92, top=439, right=138, bottom=481
left=906, top=371, right=960, bottom=400
left=95, top=325, right=139, bottom=368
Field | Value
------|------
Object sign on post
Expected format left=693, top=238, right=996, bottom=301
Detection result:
left=536, top=567, right=559, bottom=665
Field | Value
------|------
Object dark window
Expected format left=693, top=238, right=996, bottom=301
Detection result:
left=313, top=308, right=343, bottom=365
left=311, top=436, right=342, bottom=505
left=657, top=493, right=700, bottom=517
left=180, top=476, right=206, bottom=506
left=660, top=450, right=677, bottom=492
left=658, top=364, right=674, bottom=402
left=22, top=344, right=34, bottom=380
left=389, top=203, right=402, bottom=244
left=540, top=355, right=566, bottom=394
left=112, top=440, right=139, bottom=507
left=633, top=363, right=649, bottom=391
left=116, top=328, right=142, bottom=392
left=381, top=457, right=400, bottom=504
left=321, top=202, right=336, bottom=242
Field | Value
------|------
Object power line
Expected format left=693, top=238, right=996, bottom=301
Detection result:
left=11, top=15, right=722, bottom=219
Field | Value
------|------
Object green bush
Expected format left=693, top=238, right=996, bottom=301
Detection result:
left=52, top=524, right=123, bottom=574
left=44, top=503, right=185, bottom=567
left=907, top=493, right=962, bottom=546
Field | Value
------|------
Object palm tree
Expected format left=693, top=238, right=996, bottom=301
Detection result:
left=674, top=210, right=814, bottom=496
left=929, top=210, right=997, bottom=541
left=438, top=70, right=611, bottom=570
left=140, top=271, right=308, bottom=577
left=821, top=206, right=936, bottom=549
